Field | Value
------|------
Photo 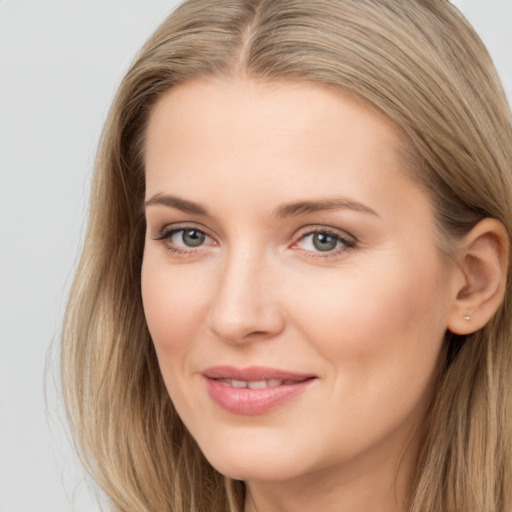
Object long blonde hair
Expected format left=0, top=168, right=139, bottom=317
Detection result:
left=62, top=1, right=512, bottom=510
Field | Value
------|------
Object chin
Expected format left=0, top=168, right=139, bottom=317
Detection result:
left=196, top=433, right=311, bottom=482
left=209, top=456, right=303, bottom=483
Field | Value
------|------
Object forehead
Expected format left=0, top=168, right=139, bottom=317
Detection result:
left=145, top=78, right=409, bottom=178
left=148, top=78, right=404, bottom=142
left=143, top=78, right=429, bottom=223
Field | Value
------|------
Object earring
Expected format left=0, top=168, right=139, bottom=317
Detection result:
left=463, top=315, right=471, bottom=321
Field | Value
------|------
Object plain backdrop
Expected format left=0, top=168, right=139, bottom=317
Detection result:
left=0, top=1, right=511, bottom=511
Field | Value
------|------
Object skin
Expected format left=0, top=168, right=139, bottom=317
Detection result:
left=141, top=78, right=461, bottom=512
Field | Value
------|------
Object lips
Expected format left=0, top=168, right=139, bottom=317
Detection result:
left=217, top=378, right=293, bottom=389
left=202, top=366, right=317, bottom=415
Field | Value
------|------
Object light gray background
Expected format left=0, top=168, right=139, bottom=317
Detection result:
left=0, top=1, right=511, bottom=511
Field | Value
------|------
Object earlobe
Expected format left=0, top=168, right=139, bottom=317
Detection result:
left=447, top=218, right=509, bottom=335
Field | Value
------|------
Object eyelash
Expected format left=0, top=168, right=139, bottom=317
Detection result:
left=291, top=227, right=356, bottom=258
left=153, top=224, right=216, bottom=255
left=152, top=224, right=356, bottom=258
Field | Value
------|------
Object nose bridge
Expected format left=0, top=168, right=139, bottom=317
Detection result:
left=207, top=242, right=283, bottom=343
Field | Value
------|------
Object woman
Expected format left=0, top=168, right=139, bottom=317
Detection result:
left=61, top=0, right=512, bottom=511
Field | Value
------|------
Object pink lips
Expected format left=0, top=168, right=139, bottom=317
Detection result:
left=202, top=366, right=316, bottom=415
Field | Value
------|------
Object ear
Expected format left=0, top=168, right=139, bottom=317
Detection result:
left=448, top=218, right=509, bottom=335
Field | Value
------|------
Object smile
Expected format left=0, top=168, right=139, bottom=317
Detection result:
left=202, top=366, right=317, bottom=415
left=218, top=379, right=301, bottom=389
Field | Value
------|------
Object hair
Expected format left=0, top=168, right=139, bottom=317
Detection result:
left=61, top=1, right=512, bottom=511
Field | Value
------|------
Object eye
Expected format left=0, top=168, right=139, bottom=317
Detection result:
left=293, top=228, right=356, bottom=255
left=153, top=225, right=216, bottom=254
left=301, top=232, right=340, bottom=252
left=172, top=228, right=207, bottom=248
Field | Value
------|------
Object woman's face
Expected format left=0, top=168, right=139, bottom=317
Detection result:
left=142, top=78, right=457, bottom=487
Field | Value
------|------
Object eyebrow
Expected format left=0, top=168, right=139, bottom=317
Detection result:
left=145, top=193, right=379, bottom=218
left=145, top=194, right=208, bottom=215
left=274, top=197, right=380, bottom=219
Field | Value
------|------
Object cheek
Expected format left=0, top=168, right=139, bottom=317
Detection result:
left=141, top=255, right=211, bottom=356
left=283, top=257, right=449, bottom=384
left=284, top=264, right=448, bottom=453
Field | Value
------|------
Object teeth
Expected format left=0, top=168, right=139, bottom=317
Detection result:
left=224, top=379, right=286, bottom=389
left=247, top=380, right=267, bottom=389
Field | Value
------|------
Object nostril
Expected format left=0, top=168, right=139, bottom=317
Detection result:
left=245, top=331, right=268, bottom=338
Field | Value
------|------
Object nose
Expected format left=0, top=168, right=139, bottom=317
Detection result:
left=207, top=249, right=285, bottom=344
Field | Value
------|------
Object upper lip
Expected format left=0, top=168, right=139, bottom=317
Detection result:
left=202, top=365, right=316, bottom=382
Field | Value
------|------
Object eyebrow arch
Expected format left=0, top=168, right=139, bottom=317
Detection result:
left=274, top=197, right=380, bottom=218
left=145, top=193, right=379, bottom=219
left=145, top=194, right=208, bottom=215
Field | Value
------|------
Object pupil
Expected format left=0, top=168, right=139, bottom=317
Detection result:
left=183, top=230, right=205, bottom=247
left=313, top=233, right=337, bottom=252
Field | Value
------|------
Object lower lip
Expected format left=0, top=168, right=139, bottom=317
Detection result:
left=205, top=378, right=315, bottom=415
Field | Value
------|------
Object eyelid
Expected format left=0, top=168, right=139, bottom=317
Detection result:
left=151, top=222, right=218, bottom=253
left=150, top=221, right=356, bottom=258
left=152, top=221, right=214, bottom=239
left=290, top=225, right=357, bottom=254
